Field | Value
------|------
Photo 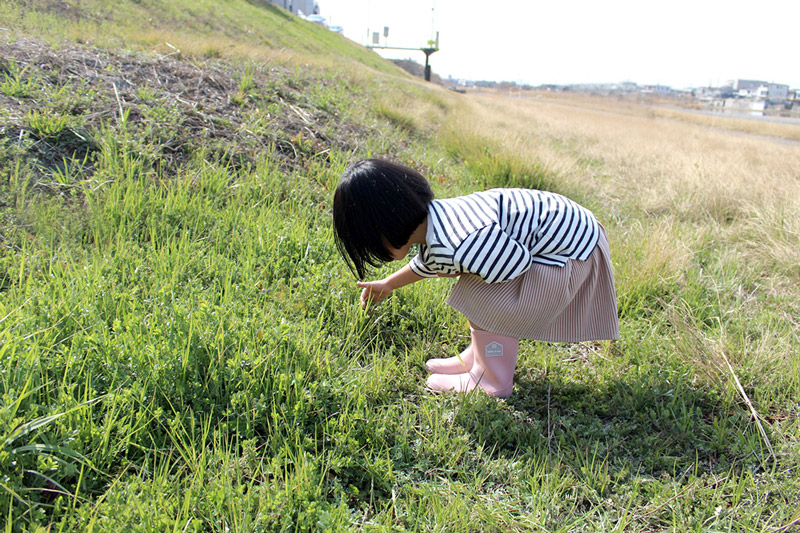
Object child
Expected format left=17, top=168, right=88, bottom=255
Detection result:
left=332, top=159, right=619, bottom=398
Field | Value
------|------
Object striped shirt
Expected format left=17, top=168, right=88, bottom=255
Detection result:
left=408, top=188, right=600, bottom=284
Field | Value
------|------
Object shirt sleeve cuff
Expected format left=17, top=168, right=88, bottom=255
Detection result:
left=408, top=255, right=439, bottom=278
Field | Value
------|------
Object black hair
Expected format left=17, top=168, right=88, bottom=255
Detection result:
left=333, top=159, right=433, bottom=279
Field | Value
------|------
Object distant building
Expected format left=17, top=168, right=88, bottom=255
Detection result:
left=641, top=84, right=673, bottom=96
left=267, top=0, right=319, bottom=16
left=729, top=79, right=789, bottom=102
left=730, top=79, right=764, bottom=92
left=695, top=86, right=717, bottom=100
left=759, top=83, right=789, bottom=102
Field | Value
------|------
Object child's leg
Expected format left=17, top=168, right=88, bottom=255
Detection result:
left=426, top=325, right=519, bottom=398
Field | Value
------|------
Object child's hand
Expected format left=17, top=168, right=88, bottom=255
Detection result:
left=356, top=279, right=394, bottom=308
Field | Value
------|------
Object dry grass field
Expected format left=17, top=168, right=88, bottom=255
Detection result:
left=456, top=92, right=800, bottom=280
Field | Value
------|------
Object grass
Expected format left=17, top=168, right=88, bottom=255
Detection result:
left=0, top=0, right=400, bottom=77
left=652, top=106, right=800, bottom=143
left=1, top=1, right=800, bottom=531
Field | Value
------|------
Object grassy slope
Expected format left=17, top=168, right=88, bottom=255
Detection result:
left=1, top=0, right=397, bottom=74
left=2, top=1, right=800, bottom=531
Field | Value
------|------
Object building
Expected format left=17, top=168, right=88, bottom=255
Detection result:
left=730, top=79, right=764, bottom=92
left=267, top=0, right=319, bottom=16
left=695, top=86, right=734, bottom=101
left=729, top=79, right=789, bottom=102
left=758, top=83, right=789, bottom=102
left=641, top=84, right=673, bottom=96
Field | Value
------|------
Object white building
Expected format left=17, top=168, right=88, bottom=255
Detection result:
left=730, top=79, right=789, bottom=102
left=267, top=0, right=319, bottom=16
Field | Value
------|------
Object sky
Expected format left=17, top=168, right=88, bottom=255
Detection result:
left=318, top=0, right=799, bottom=89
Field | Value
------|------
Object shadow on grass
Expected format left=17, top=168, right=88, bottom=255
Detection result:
left=452, top=365, right=769, bottom=478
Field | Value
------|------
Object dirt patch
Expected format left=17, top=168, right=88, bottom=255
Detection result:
left=0, top=37, right=372, bottom=186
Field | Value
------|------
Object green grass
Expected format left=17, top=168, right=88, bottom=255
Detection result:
left=439, top=127, right=567, bottom=195
left=1, top=2, right=800, bottom=531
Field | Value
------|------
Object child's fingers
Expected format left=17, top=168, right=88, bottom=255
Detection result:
left=356, top=281, right=390, bottom=309
left=359, top=286, right=374, bottom=308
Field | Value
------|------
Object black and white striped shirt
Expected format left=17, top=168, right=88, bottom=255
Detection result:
left=408, top=188, right=600, bottom=284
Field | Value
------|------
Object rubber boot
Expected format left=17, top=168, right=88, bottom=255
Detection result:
left=426, top=328, right=519, bottom=398
left=425, top=345, right=474, bottom=374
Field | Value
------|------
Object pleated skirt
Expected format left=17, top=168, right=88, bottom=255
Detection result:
left=447, top=227, right=619, bottom=342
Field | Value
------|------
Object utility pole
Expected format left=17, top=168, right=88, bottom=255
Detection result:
left=424, top=0, right=437, bottom=82
left=368, top=42, right=439, bottom=82
left=365, top=1, right=440, bottom=82
left=422, top=31, right=439, bottom=82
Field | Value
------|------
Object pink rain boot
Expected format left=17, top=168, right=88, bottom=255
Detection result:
left=426, top=328, right=519, bottom=398
left=425, top=345, right=474, bottom=375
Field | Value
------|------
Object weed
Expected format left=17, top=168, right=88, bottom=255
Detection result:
left=134, top=84, right=159, bottom=103
left=25, top=109, right=71, bottom=139
left=0, top=60, right=37, bottom=99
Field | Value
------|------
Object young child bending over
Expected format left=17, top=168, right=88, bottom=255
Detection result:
left=332, top=159, right=619, bottom=398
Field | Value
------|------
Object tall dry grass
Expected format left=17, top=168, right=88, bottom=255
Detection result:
left=453, top=93, right=800, bottom=266
left=463, top=94, right=798, bottom=203
left=653, top=106, right=800, bottom=143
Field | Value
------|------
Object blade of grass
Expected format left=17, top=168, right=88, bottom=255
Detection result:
left=718, top=347, right=776, bottom=461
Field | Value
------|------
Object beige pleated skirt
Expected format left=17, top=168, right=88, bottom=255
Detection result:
left=447, top=227, right=619, bottom=342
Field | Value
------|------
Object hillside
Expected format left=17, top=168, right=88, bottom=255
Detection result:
left=0, top=0, right=454, bottom=177
left=1, top=0, right=399, bottom=74
left=2, top=1, right=800, bottom=531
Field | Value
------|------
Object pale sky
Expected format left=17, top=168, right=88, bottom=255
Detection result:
left=319, top=0, right=799, bottom=89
